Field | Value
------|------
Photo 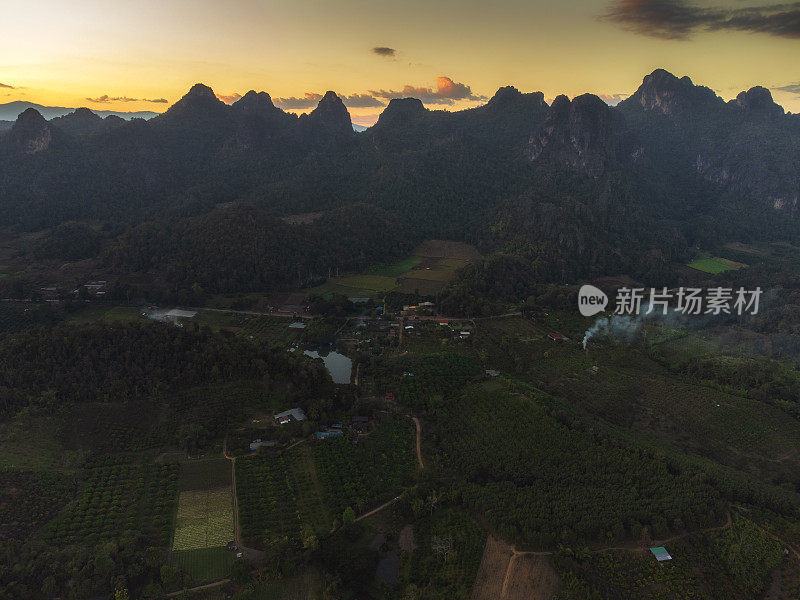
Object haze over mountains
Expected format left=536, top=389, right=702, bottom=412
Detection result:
left=1, top=68, right=798, bottom=299
left=0, top=101, right=160, bottom=127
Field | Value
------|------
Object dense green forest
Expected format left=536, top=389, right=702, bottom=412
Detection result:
left=0, top=321, right=330, bottom=417
left=102, top=203, right=414, bottom=297
left=436, top=384, right=725, bottom=548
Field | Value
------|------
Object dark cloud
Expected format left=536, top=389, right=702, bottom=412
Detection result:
left=0, top=82, right=14, bottom=89
left=603, top=0, right=800, bottom=40
left=87, top=94, right=168, bottom=103
left=273, top=92, right=386, bottom=110
left=370, top=76, right=487, bottom=105
left=372, top=46, right=396, bottom=57
left=341, top=94, right=385, bottom=108
left=273, top=93, right=323, bottom=110
left=774, top=82, right=800, bottom=95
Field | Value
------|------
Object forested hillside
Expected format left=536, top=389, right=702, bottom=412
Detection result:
left=2, top=69, right=799, bottom=299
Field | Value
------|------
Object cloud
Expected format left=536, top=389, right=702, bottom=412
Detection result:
left=0, top=82, right=14, bottom=89
left=602, top=0, right=800, bottom=40
left=87, top=94, right=168, bottom=103
left=274, top=93, right=324, bottom=110
left=369, top=76, right=487, bottom=105
left=774, top=82, right=800, bottom=95
left=597, top=92, right=630, bottom=105
left=274, top=92, right=387, bottom=109
left=341, top=93, right=385, bottom=108
left=372, top=46, right=396, bottom=57
left=217, top=92, right=242, bottom=105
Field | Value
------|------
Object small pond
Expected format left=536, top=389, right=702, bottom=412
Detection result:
left=303, top=349, right=352, bottom=384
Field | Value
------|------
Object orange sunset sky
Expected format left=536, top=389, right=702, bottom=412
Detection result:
left=2, top=0, right=799, bottom=125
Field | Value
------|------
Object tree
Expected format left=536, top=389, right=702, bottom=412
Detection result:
left=342, top=506, right=356, bottom=526
left=114, top=585, right=130, bottom=600
left=230, top=558, right=252, bottom=584
left=301, top=523, right=319, bottom=551
left=431, top=534, right=454, bottom=561
left=41, top=577, right=56, bottom=597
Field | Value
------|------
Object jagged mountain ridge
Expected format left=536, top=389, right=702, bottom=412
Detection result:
left=0, top=70, right=797, bottom=247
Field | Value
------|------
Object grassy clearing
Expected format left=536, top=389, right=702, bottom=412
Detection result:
left=309, top=239, right=482, bottom=299
left=238, top=315, right=301, bottom=346
left=172, top=547, right=234, bottom=584
left=179, top=458, right=231, bottom=492
left=0, top=415, right=84, bottom=472
left=173, top=487, right=234, bottom=550
left=687, top=255, right=747, bottom=274
left=67, top=305, right=142, bottom=324
left=367, top=257, right=422, bottom=278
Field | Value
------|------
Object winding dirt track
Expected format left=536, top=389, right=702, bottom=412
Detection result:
left=223, top=436, right=264, bottom=561
left=496, top=511, right=734, bottom=599
left=412, top=416, right=424, bottom=469
left=356, top=415, right=424, bottom=522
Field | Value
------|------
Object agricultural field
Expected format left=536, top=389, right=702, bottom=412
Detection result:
left=473, top=316, right=800, bottom=483
left=0, top=303, right=56, bottom=334
left=0, top=414, right=84, bottom=471
left=312, top=274, right=399, bottom=298
left=171, top=458, right=234, bottom=582
left=238, top=315, right=303, bottom=346
left=367, top=257, right=422, bottom=278
left=67, top=305, right=142, bottom=324
left=310, top=239, right=482, bottom=299
left=687, top=255, right=747, bottom=274
left=313, top=418, right=418, bottom=516
left=172, top=547, right=234, bottom=586
left=437, top=382, right=726, bottom=548
left=46, top=462, right=179, bottom=546
left=562, top=516, right=785, bottom=600
left=66, top=400, right=168, bottom=454
left=173, top=488, right=233, bottom=549
left=0, top=469, right=72, bottom=542
left=236, top=444, right=331, bottom=547
left=395, top=352, right=482, bottom=410
left=236, top=419, right=417, bottom=548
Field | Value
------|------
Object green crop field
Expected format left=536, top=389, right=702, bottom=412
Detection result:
left=171, top=458, right=234, bottom=584
left=687, top=256, right=747, bottom=274
left=312, top=274, right=398, bottom=297
left=67, top=305, right=143, bottom=324
left=313, top=418, right=418, bottom=515
left=239, top=315, right=301, bottom=346
left=367, top=257, right=422, bottom=278
left=46, top=463, right=179, bottom=546
left=173, top=487, right=234, bottom=550
left=172, top=547, right=234, bottom=584
left=236, top=444, right=331, bottom=547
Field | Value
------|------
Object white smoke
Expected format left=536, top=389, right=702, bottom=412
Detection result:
left=582, top=303, right=680, bottom=349
left=582, top=314, right=643, bottom=349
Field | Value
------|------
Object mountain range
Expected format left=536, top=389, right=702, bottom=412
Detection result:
left=1, top=69, right=798, bottom=298
left=0, top=101, right=161, bottom=123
